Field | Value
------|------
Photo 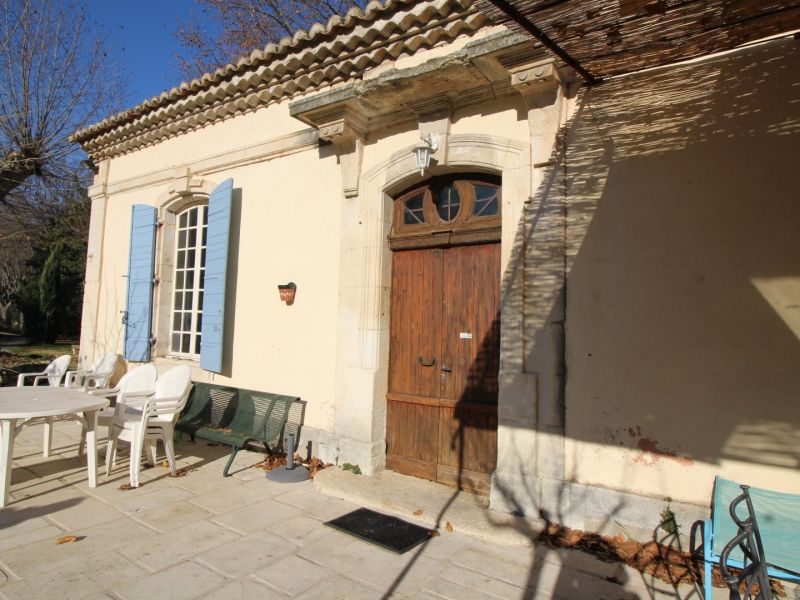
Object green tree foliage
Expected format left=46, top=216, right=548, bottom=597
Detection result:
left=1, top=0, right=123, bottom=339
left=16, top=181, right=89, bottom=342
left=37, top=243, right=62, bottom=343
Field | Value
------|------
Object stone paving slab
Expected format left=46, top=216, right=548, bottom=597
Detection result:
left=271, top=485, right=361, bottom=522
left=450, top=545, right=539, bottom=589
left=113, top=560, right=226, bottom=600
left=0, top=517, right=154, bottom=580
left=292, top=574, right=383, bottom=600
left=0, top=550, right=146, bottom=600
left=129, top=498, right=215, bottom=532
left=0, top=421, right=706, bottom=599
left=114, top=484, right=195, bottom=514
left=198, top=578, right=289, bottom=599
left=252, top=555, right=333, bottom=596
left=118, top=520, right=241, bottom=573
left=210, top=496, right=305, bottom=535
left=186, top=482, right=266, bottom=515
left=196, top=530, right=296, bottom=578
left=421, top=573, right=514, bottom=600
left=0, top=521, right=63, bottom=552
left=299, top=531, right=447, bottom=592
left=429, top=564, right=530, bottom=599
left=262, top=513, right=339, bottom=547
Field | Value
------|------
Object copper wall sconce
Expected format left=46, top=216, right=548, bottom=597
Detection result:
left=278, top=282, right=297, bottom=305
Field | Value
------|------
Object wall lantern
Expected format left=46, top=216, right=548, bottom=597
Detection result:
left=278, top=282, right=297, bottom=305
left=413, top=133, right=439, bottom=176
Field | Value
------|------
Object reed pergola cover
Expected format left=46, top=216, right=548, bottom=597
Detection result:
left=473, top=0, right=800, bottom=83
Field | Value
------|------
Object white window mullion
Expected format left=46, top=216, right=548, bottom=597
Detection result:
left=170, top=204, right=207, bottom=358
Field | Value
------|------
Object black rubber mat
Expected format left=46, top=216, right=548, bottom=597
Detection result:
left=325, top=508, right=435, bottom=554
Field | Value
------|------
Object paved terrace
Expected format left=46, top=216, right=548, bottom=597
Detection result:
left=0, top=421, right=713, bottom=599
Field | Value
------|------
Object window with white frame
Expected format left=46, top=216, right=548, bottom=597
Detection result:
left=170, top=204, right=207, bottom=356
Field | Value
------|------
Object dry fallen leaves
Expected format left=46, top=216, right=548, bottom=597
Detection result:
left=445, top=521, right=454, bottom=533
left=168, top=468, right=188, bottom=478
left=256, top=454, right=330, bottom=477
left=535, top=522, right=788, bottom=595
left=306, top=457, right=329, bottom=478
left=55, top=535, right=78, bottom=544
left=118, top=483, right=136, bottom=491
left=413, top=508, right=423, bottom=516
left=258, top=454, right=287, bottom=472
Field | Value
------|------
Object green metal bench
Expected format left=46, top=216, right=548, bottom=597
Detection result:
left=176, top=382, right=299, bottom=477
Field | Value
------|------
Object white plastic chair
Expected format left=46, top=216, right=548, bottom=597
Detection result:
left=65, top=352, right=119, bottom=390
left=105, top=366, right=192, bottom=488
left=16, top=354, right=71, bottom=387
left=16, top=354, right=72, bottom=456
left=78, top=364, right=158, bottom=456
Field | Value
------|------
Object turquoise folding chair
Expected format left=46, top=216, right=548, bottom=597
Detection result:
left=694, top=476, right=800, bottom=599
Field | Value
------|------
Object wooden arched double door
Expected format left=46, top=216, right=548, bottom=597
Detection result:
left=386, top=175, right=500, bottom=493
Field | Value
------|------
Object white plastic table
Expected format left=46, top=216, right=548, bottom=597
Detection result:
left=0, top=387, right=109, bottom=507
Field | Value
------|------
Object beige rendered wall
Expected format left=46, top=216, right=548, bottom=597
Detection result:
left=564, top=38, right=800, bottom=507
left=84, top=83, right=533, bottom=443
left=106, top=103, right=305, bottom=183
left=83, top=98, right=343, bottom=434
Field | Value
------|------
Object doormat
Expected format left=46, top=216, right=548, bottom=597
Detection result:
left=325, top=508, right=435, bottom=554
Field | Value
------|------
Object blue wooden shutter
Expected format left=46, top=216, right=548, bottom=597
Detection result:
left=124, top=205, right=157, bottom=362
left=200, top=179, right=233, bottom=373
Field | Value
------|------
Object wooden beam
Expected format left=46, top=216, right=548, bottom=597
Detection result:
left=483, top=0, right=602, bottom=83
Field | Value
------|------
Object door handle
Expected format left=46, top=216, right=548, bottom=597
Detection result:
left=441, top=366, right=452, bottom=372
left=418, top=356, right=436, bottom=367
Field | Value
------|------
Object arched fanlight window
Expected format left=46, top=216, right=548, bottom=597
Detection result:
left=390, top=174, right=501, bottom=250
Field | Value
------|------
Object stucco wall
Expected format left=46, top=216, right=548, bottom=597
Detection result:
left=84, top=98, right=343, bottom=434
left=106, top=103, right=306, bottom=183
left=564, top=38, right=800, bottom=506
left=84, top=74, right=531, bottom=443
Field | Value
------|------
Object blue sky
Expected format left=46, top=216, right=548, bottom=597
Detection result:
left=84, top=0, right=209, bottom=110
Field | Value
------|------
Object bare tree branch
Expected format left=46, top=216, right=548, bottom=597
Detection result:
left=174, top=0, right=364, bottom=80
left=0, top=0, right=126, bottom=204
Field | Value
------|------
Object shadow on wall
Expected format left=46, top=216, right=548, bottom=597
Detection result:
left=563, top=37, right=800, bottom=481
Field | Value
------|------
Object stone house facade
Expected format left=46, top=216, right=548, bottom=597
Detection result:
left=73, top=0, right=800, bottom=537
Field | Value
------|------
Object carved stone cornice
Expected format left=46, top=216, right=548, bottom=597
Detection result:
left=290, top=30, right=541, bottom=137
left=510, top=59, right=561, bottom=97
left=316, top=106, right=369, bottom=143
left=509, top=59, right=564, bottom=168
left=87, top=159, right=110, bottom=201
left=165, top=168, right=214, bottom=199
left=314, top=107, right=368, bottom=198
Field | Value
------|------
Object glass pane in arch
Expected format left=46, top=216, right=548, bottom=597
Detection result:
left=436, top=185, right=461, bottom=222
left=403, top=192, right=425, bottom=225
left=473, top=185, right=499, bottom=217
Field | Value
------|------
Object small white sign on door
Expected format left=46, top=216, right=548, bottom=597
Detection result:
left=459, top=332, right=473, bottom=339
